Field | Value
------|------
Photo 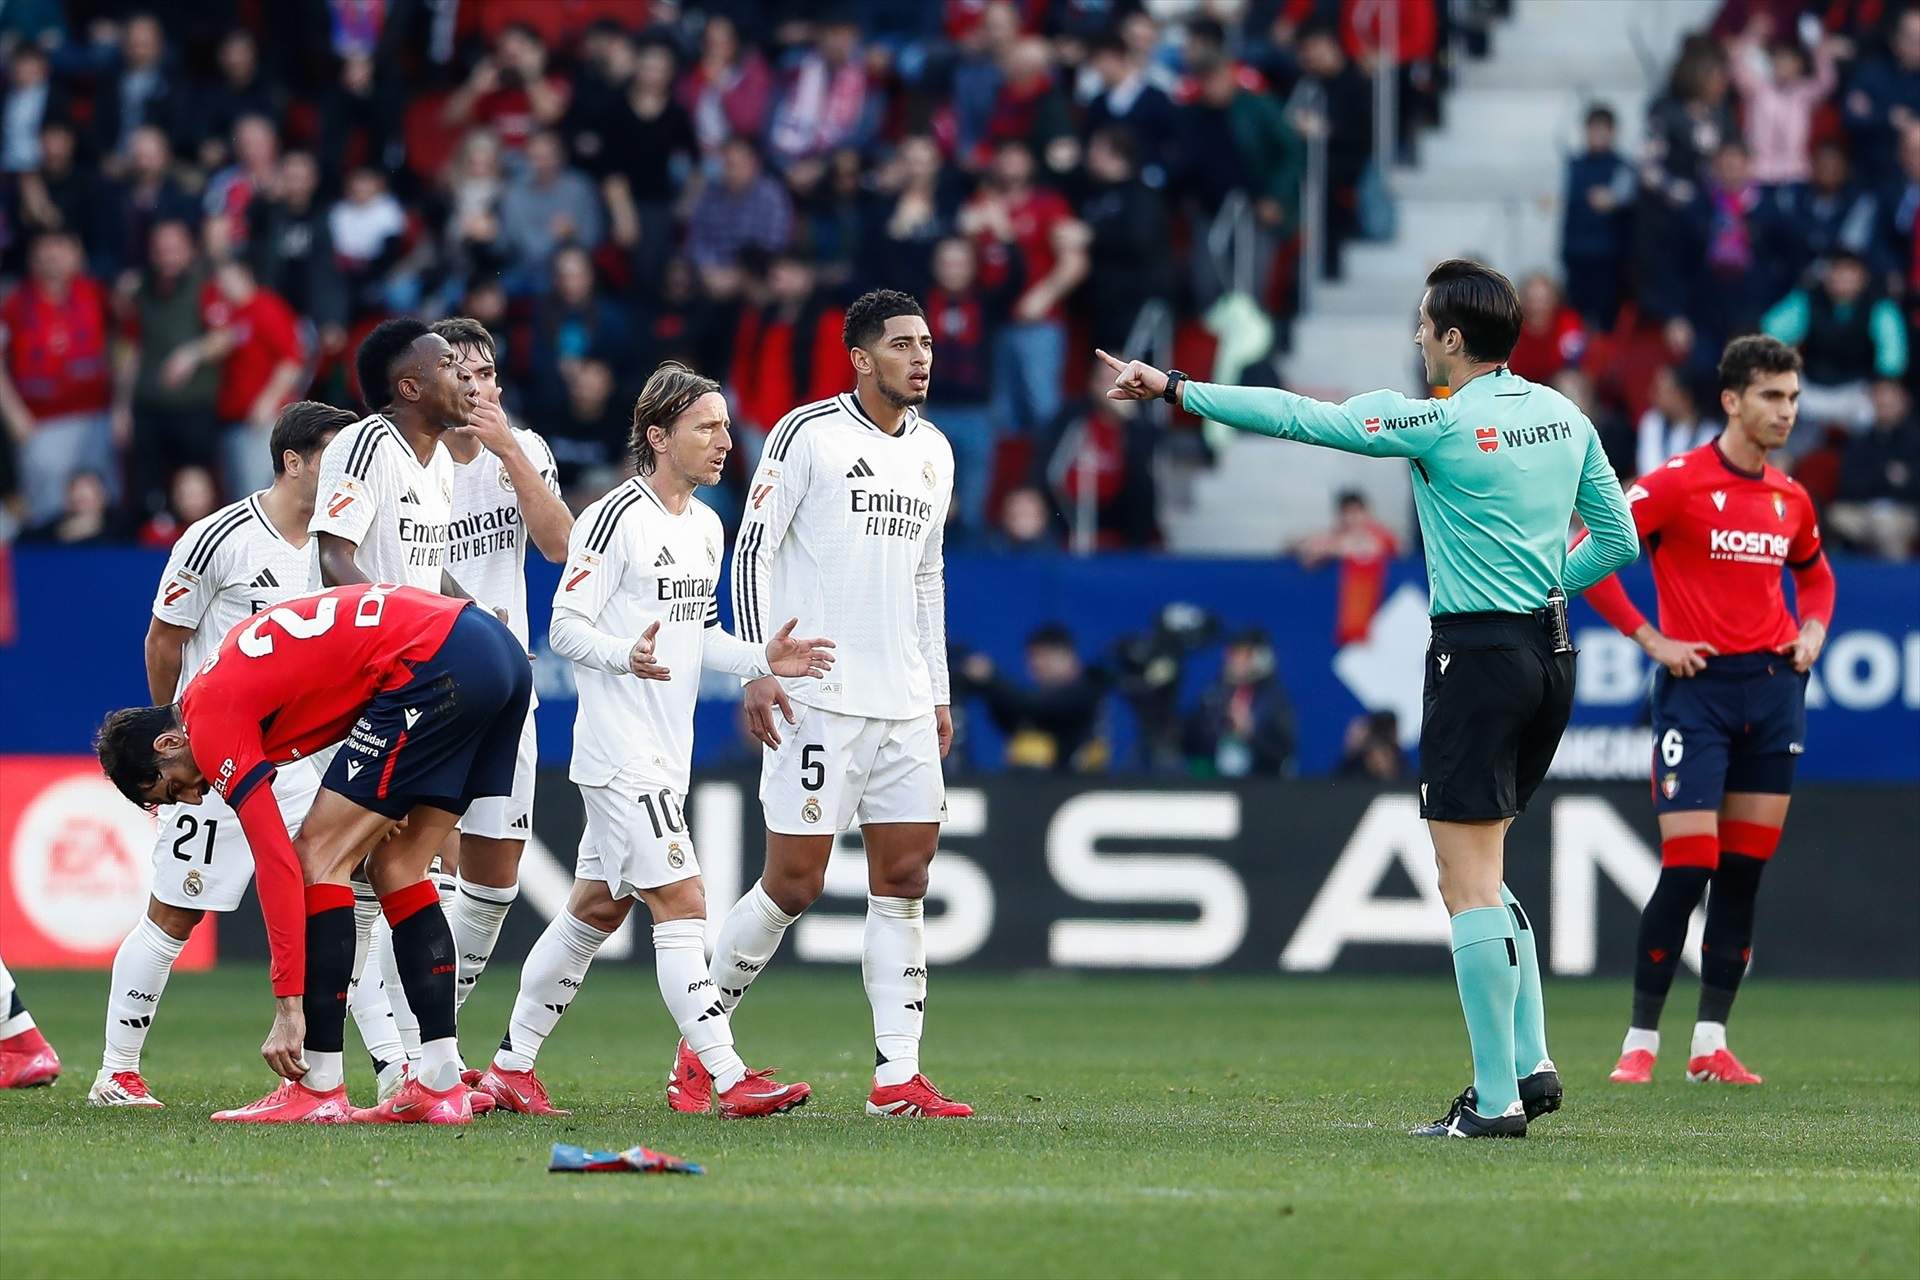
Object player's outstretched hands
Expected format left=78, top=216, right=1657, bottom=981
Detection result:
left=262, top=999, right=308, bottom=1081
left=766, top=617, right=835, bottom=680
left=1780, top=618, right=1827, bottom=674
left=628, top=621, right=670, bottom=681
left=744, top=674, right=796, bottom=750
left=1643, top=631, right=1716, bottom=677
left=1096, top=349, right=1170, bottom=402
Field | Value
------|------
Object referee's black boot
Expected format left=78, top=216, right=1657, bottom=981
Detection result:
left=1519, top=1065, right=1563, bottom=1122
left=1410, top=1087, right=1528, bottom=1138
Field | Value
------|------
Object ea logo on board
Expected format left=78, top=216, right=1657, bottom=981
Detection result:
left=10, top=776, right=156, bottom=951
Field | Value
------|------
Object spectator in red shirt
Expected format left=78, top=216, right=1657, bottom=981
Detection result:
left=1506, top=273, right=1588, bottom=383
left=163, top=257, right=306, bottom=497
left=1292, top=489, right=1401, bottom=645
left=441, top=23, right=570, bottom=154
left=959, top=138, right=1089, bottom=440
left=0, top=231, right=117, bottom=524
left=727, top=251, right=847, bottom=463
left=677, top=13, right=775, bottom=166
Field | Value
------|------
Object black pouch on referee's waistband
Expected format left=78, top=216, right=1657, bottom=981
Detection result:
left=1543, top=587, right=1573, bottom=654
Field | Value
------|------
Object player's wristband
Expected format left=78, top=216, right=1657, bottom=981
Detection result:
left=1162, top=370, right=1188, bottom=405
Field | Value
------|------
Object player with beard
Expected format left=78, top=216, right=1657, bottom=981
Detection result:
left=709, top=290, right=970, bottom=1118
left=89, top=402, right=413, bottom=1108
left=472, top=362, right=832, bottom=1118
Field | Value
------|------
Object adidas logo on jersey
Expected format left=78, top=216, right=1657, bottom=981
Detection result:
left=400, top=488, right=421, bottom=505
left=846, top=457, right=876, bottom=479
left=249, top=568, right=279, bottom=589
left=654, top=547, right=676, bottom=568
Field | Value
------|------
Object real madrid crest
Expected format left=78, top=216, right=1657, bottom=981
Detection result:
left=922, top=461, right=936, bottom=491
left=183, top=870, right=205, bottom=898
left=801, top=796, right=822, bottom=824
left=499, top=466, right=515, bottom=492
left=666, top=842, right=685, bottom=869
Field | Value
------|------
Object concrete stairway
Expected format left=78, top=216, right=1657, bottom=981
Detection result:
left=1162, top=0, right=1718, bottom=554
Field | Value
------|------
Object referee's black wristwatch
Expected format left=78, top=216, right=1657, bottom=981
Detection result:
left=1162, top=369, right=1188, bottom=405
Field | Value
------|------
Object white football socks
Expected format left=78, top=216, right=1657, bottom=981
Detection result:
left=864, top=895, right=927, bottom=1088
left=0, top=955, right=33, bottom=1039
left=495, top=911, right=610, bottom=1074
left=653, top=919, right=746, bottom=1093
left=1623, top=1027, right=1659, bottom=1056
left=374, top=917, right=422, bottom=1062
left=303, top=1050, right=344, bottom=1093
left=347, top=889, right=405, bottom=1073
left=102, top=918, right=188, bottom=1072
left=1692, top=1020, right=1728, bottom=1058
left=451, top=877, right=519, bottom=1011
left=708, top=880, right=795, bottom=1015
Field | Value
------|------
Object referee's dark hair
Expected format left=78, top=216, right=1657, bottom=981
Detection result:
left=430, top=316, right=496, bottom=362
left=95, top=705, right=182, bottom=808
left=355, top=317, right=432, bottom=411
left=269, top=401, right=357, bottom=475
left=629, top=360, right=721, bottom=474
left=843, top=289, right=925, bottom=351
left=1423, top=259, right=1523, bottom=364
left=1719, top=333, right=1804, bottom=393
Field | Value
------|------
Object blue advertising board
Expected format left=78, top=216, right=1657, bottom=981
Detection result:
left=4, top=549, right=1915, bottom=780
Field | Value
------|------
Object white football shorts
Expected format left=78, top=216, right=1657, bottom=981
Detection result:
left=574, top=782, right=699, bottom=899
left=460, top=708, right=538, bottom=841
left=149, top=757, right=321, bottom=912
left=758, top=704, right=946, bottom=835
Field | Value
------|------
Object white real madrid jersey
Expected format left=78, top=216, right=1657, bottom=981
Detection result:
left=152, top=492, right=319, bottom=699
left=732, top=392, right=953, bottom=721
left=308, top=413, right=454, bottom=591
left=554, top=477, right=731, bottom=796
left=446, top=425, right=560, bottom=651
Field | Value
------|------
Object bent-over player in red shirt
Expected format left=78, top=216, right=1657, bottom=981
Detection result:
left=96, top=583, right=533, bottom=1124
left=1579, top=336, right=1836, bottom=1087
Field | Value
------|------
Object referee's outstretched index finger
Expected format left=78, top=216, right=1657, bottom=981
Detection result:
left=1094, top=349, right=1128, bottom=373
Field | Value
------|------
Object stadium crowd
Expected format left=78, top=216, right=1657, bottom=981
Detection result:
left=1549, top=0, right=1920, bottom=559
left=0, top=0, right=1478, bottom=552
left=1, top=1, right=1914, bottom=563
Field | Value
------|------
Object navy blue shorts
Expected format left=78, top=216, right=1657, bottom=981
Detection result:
left=324, top=605, right=533, bottom=820
left=1650, top=652, right=1806, bottom=813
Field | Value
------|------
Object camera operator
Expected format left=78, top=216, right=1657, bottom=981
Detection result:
left=955, top=623, right=1109, bottom=772
left=1183, top=628, right=1297, bottom=777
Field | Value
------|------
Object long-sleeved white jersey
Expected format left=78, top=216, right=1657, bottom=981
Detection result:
left=731, top=392, right=952, bottom=721
left=308, top=413, right=454, bottom=590
left=551, top=476, right=769, bottom=796
left=152, top=492, right=318, bottom=699
left=445, top=425, right=560, bottom=651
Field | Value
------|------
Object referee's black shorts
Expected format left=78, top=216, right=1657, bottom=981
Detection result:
left=1418, top=611, right=1575, bottom=822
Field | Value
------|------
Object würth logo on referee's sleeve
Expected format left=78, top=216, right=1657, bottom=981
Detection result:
left=1363, top=417, right=1382, bottom=434
left=1475, top=427, right=1500, bottom=453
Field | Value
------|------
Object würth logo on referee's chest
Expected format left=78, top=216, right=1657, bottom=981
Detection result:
left=1475, top=427, right=1500, bottom=453
left=1364, top=417, right=1382, bottom=434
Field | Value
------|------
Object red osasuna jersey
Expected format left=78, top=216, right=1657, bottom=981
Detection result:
left=1584, top=440, right=1833, bottom=654
left=178, top=584, right=468, bottom=995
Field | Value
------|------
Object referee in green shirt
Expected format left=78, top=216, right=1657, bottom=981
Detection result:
left=1099, top=259, right=1639, bottom=1137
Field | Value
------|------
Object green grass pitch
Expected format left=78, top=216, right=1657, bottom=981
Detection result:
left=2, top=967, right=1915, bottom=1279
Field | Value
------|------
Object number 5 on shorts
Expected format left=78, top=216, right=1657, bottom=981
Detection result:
left=801, top=744, right=825, bottom=792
